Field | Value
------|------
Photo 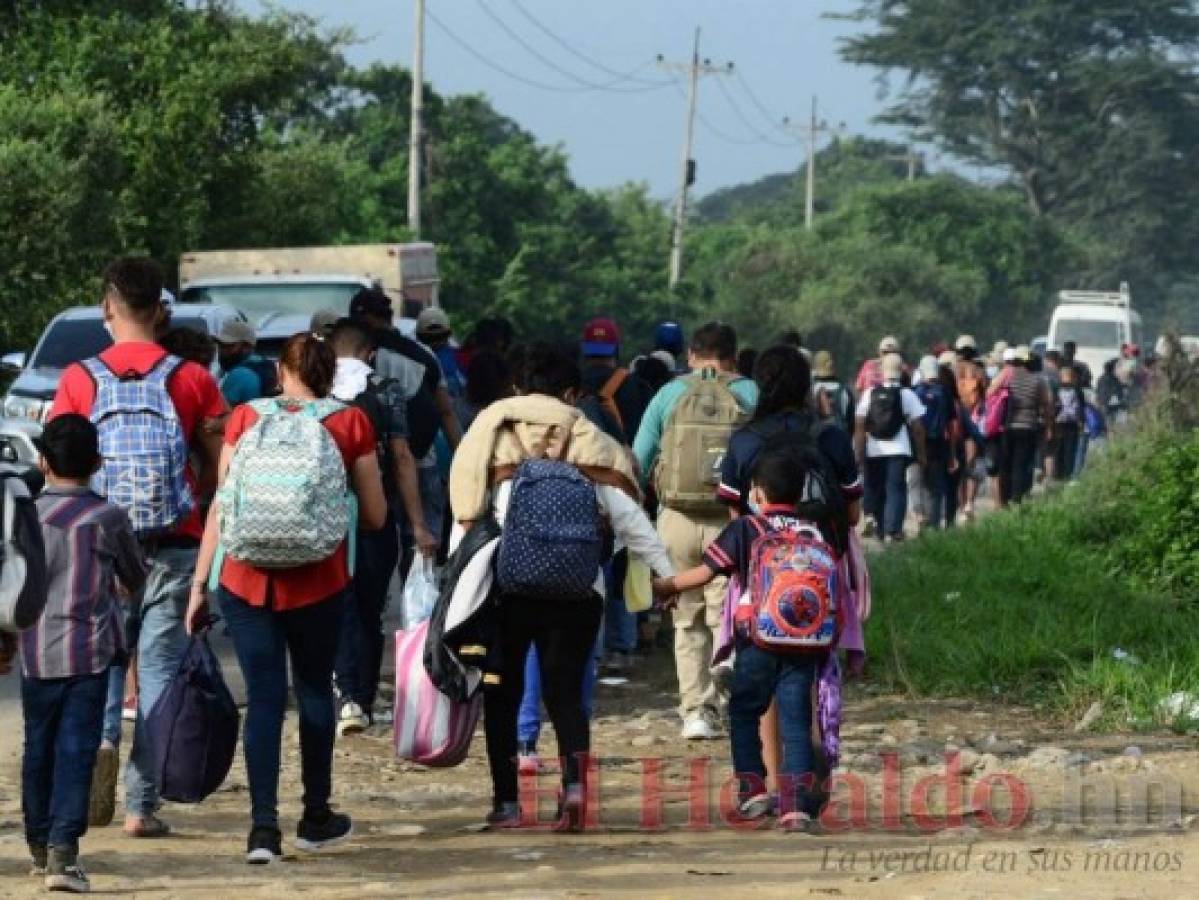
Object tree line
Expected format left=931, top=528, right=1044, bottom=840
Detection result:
left=1, top=1, right=1194, bottom=372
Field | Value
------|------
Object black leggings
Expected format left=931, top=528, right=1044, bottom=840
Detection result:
left=484, top=595, right=603, bottom=804
left=1002, top=429, right=1040, bottom=504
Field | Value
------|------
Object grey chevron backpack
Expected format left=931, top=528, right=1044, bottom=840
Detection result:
left=217, top=399, right=351, bottom=570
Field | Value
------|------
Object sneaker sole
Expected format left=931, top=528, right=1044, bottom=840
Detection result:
left=336, top=722, right=366, bottom=737
left=45, top=875, right=90, bottom=893
left=246, top=848, right=281, bottom=865
left=295, top=824, right=354, bottom=852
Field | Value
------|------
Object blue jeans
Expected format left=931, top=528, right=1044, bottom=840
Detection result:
left=729, top=643, right=821, bottom=816
left=125, top=546, right=195, bottom=817
left=221, top=587, right=346, bottom=829
left=517, top=629, right=602, bottom=747
left=22, top=672, right=107, bottom=850
left=336, top=514, right=400, bottom=713
left=865, top=455, right=910, bottom=538
left=603, top=556, right=637, bottom=654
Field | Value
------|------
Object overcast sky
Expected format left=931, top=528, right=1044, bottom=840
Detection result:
left=250, top=0, right=908, bottom=199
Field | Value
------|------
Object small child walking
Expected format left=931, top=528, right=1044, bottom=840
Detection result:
left=20, top=415, right=147, bottom=892
left=654, top=445, right=836, bottom=831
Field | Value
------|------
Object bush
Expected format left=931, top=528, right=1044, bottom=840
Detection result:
left=866, top=412, right=1199, bottom=729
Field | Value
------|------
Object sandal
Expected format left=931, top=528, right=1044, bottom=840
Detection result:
left=124, top=815, right=171, bottom=838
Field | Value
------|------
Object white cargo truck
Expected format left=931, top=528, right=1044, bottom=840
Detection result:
left=178, top=242, right=439, bottom=324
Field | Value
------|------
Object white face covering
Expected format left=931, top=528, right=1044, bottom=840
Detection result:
left=986, top=365, right=999, bottom=380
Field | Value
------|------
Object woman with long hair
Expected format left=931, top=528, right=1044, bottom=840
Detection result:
left=185, top=333, right=387, bottom=865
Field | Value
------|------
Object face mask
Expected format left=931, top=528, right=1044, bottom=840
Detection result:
left=986, top=365, right=999, bottom=380
left=747, top=497, right=763, bottom=516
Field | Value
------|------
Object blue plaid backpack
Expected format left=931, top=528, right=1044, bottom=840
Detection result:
left=83, top=355, right=193, bottom=536
left=496, top=459, right=604, bottom=602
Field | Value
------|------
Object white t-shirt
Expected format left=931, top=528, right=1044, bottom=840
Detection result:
left=856, top=383, right=926, bottom=459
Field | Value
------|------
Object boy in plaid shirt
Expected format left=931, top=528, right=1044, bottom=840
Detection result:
left=20, top=415, right=147, bottom=892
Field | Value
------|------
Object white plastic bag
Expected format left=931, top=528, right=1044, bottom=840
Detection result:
left=402, top=557, right=439, bottom=628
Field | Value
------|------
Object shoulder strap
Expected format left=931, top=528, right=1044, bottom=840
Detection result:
left=144, top=353, right=183, bottom=385
left=306, top=399, right=346, bottom=422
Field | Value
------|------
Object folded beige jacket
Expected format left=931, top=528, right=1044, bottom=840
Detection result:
left=449, top=395, right=640, bottom=523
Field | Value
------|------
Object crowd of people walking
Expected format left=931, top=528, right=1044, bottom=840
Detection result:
left=0, top=255, right=1156, bottom=891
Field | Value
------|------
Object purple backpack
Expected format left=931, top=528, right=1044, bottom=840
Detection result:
left=147, top=635, right=240, bottom=803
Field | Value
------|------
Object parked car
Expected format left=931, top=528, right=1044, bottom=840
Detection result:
left=1, top=303, right=244, bottom=428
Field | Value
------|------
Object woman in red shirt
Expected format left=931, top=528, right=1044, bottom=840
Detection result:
left=186, top=333, right=387, bottom=865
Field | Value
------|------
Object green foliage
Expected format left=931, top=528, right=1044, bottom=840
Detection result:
left=685, top=175, right=1070, bottom=372
left=868, top=420, right=1199, bottom=728
left=840, top=0, right=1199, bottom=328
left=0, top=3, right=678, bottom=352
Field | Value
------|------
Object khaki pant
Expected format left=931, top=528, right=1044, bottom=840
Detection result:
left=657, top=506, right=729, bottom=720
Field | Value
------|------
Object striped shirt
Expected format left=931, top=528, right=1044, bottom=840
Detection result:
left=1007, top=368, right=1049, bottom=431
left=21, top=487, right=148, bottom=680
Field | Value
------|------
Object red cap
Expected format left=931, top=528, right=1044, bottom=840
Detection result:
left=581, top=317, right=621, bottom=356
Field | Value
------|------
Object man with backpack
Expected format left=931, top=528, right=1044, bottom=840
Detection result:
left=633, top=323, right=758, bottom=740
left=578, top=317, right=653, bottom=669
left=1053, top=362, right=1084, bottom=481
left=350, top=288, right=456, bottom=560
left=215, top=320, right=276, bottom=405
left=913, top=356, right=959, bottom=529
left=854, top=353, right=927, bottom=542
left=811, top=350, right=854, bottom=435
left=328, top=320, right=429, bottom=734
left=51, top=257, right=226, bottom=839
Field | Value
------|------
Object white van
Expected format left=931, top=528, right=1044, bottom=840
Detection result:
left=1047, top=284, right=1143, bottom=376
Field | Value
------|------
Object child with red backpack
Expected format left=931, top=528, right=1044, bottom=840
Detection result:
left=654, top=444, right=841, bottom=831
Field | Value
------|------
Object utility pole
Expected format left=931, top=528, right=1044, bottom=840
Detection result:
left=887, top=145, right=924, bottom=181
left=407, top=0, right=425, bottom=238
left=783, top=97, right=844, bottom=230
left=658, top=30, right=732, bottom=289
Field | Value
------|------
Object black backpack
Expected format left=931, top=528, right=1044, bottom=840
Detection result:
left=352, top=375, right=399, bottom=500
left=0, top=468, right=48, bottom=632
left=747, top=416, right=851, bottom=557
left=865, top=385, right=905, bottom=440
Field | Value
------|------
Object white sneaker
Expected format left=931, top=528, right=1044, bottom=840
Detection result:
left=337, top=701, right=368, bottom=737
left=681, top=715, right=718, bottom=741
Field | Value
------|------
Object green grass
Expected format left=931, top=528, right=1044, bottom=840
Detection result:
left=866, top=421, right=1199, bottom=731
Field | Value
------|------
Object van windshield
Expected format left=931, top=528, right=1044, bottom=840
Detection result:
left=1055, top=319, right=1121, bottom=348
left=180, top=283, right=362, bottom=320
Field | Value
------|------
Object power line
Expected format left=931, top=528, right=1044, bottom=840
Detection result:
left=714, top=76, right=799, bottom=148
left=426, top=5, right=590, bottom=93
left=472, top=0, right=671, bottom=94
left=506, top=0, right=671, bottom=87
left=668, top=78, right=781, bottom=147
left=733, top=68, right=792, bottom=137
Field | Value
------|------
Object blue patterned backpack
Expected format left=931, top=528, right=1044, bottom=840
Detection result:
left=83, top=355, right=193, bottom=536
left=496, top=459, right=604, bottom=601
left=215, top=399, right=352, bottom=571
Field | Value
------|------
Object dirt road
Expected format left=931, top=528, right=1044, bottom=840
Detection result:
left=2, top=647, right=1197, bottom=898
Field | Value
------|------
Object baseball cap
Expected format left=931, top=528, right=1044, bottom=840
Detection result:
left=214, top=320, right=256, bottom=345
left=954, top=334, right=977, bottom=352
left=349, top=288, right=393, bottom=321
left=878, top=335, right=901, bottom=354
left=1002, top=347, right=1018, bottom=363
left=416, top=307, right=452, bottom=335
left=310, top=309, right=340, bottom=337
left=581, top=317, right=621, bottom=357
left=938, top=349, right=957, bottom=368
left=881, top=352, right=904, bottom=381
left=654, top=321, right=685, bottom=356
left=1015, top=344, right=1031, bottom=362
left=34, top=413, right=99, bottom=479
left=812, top=350, right=836, bottom=379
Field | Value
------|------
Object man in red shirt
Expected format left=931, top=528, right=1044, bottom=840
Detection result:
left=51, top=257, right=226, bottom=839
